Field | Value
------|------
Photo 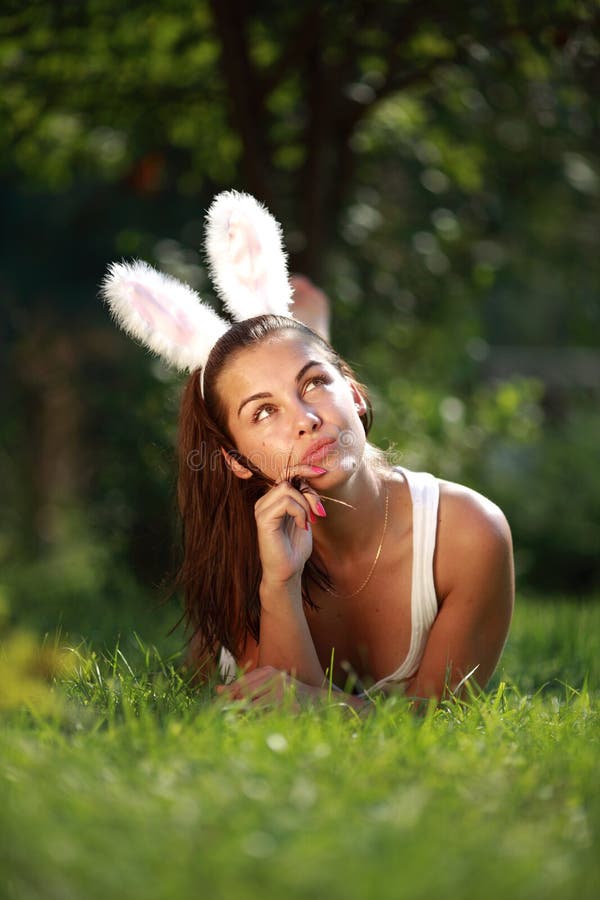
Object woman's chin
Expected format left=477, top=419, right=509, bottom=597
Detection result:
left=308, top=453, right=363, bottom=485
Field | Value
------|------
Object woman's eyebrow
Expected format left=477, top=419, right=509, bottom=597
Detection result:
left=237, top=360, right=323, bottom=417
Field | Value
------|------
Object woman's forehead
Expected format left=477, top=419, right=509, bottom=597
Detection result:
left=228, top=331, right=328, bottom=381
left=216, top=330, right=332, bottom=410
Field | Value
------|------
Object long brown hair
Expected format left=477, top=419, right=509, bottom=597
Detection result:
left=176, top=315, right=375, bottom=671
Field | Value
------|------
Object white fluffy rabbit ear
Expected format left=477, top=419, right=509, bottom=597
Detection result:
left=101, top=260, right=230, bottom=373
left=205, top=190, right=294, bottom=321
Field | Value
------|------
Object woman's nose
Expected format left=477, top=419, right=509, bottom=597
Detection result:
left=295, top=402, right=321, bottom=435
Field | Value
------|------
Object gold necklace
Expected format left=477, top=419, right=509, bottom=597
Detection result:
left=324, top=488, right=389, bottom=599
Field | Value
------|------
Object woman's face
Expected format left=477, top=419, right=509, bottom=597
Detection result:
left=216, top=330, right=367, bottom=484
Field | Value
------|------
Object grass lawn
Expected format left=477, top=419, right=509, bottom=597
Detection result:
left=1, top=597, right=599, bottom=900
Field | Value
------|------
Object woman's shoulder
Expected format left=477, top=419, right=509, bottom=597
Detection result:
left=392, top=466, right=504, bottom=517
left=388, top=465, right=512, bottom=582
left=434, top=476, right=513, bottom=600
left=391, top=465, right=509, bottom=548
left=437, top=477, right=510, bottom=540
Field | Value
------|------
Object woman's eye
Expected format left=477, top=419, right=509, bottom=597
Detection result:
left=304, top=374, right=330, bottom=392
left=252, top=404, right=276, bottom=423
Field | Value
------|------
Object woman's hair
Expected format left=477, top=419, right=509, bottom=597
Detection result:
left=176, top=314, right=378, bottom=674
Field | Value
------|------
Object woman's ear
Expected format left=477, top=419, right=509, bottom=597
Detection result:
left=220, top=447, right=254, bottom=480
left=350, top=382, right=367, bottom=416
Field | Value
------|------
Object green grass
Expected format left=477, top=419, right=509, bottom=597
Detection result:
left=1, top=597, right=599, bottom=900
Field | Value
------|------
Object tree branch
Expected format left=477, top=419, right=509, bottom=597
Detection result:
left=208, top=0, right=273, bottom=205
left=258, top=1, right=321, bottom=101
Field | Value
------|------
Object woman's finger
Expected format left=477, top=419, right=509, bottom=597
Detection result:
left=255, top=485, right=314, bottom=531
left=279, top=466, right=328, bottom=519
left=287, top=480, right=327, bottom=523
left=256, top=477, right=326, bottom=525
left=217, top=668, right=285, bottom=703
left=291, top=479, right=327, bottom=521
left=237, top=666, right=283, bottom=689
left=293, top=463, right=330, bottom=482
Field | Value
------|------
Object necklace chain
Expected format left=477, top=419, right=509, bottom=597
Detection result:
left=324, top=488, right=389, bottom=600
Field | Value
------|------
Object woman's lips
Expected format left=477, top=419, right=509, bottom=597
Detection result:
left=302, top=439, right=336, bottom=465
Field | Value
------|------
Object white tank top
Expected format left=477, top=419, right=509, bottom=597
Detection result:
left=368, top=466, right=440, bottom=691
left=218, top=466, right=441, bottom=689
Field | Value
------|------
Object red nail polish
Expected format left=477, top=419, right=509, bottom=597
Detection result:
left=309, top=510, right=316, bottom=524
left=310, top=466, right=327, bottom=474
left=316, top=501, right=327, bottom=517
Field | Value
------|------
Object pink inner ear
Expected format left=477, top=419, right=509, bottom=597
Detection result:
left=227, top=213, right=268, bottom=297
left=130, top=284, right=156, bottom=328
left=130, top=282, right=195, bottom=345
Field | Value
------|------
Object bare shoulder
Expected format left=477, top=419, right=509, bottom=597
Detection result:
left=435, top=479, right=513, bottom=599
left=438, top=479, right=512, bottom=543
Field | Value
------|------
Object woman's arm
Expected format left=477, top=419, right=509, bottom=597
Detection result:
left=235, top=474, right=327, bottom=686
left=402, top=482, right=514, bottom=702
left=258, top=575, right=325, bottom=685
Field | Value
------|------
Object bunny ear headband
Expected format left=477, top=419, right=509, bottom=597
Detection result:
left=100, top=191, right=294, bottom=393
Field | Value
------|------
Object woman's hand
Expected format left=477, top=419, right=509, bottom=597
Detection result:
left=215, top=665, right=319, bottom=709
left=215, top=665, right=371, bottom=713
left=254, top=471, right=325, bottom=586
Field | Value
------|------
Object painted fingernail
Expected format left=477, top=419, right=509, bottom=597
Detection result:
left=305, top=520, right=310, bottom=531
left=309, top=510, right=317, bottom=524
left=316, top=501, right=327, bottom=517
left=310, top=466, right=327, bottom=474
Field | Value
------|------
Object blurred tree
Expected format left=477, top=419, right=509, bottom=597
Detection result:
left=1, top=0, right=597, bottom=275
left=1, top=0, right=599, bottom=627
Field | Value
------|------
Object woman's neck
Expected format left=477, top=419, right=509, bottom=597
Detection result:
left=310, top=464, right=390, bottom=559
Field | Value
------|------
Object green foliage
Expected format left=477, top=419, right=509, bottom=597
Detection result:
left=1, top=529, right=181, bottom=647
left=0, top=1, right=224, bottom=190
left=1, top=0, right=598, bottom=634
left=328, top=31, right=600, bottom=587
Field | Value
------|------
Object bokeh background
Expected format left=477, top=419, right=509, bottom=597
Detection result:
left=1, top=0, right=599, bottom=649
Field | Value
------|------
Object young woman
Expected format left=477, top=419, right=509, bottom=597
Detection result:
left=103, top=191, right=514, bottom=711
